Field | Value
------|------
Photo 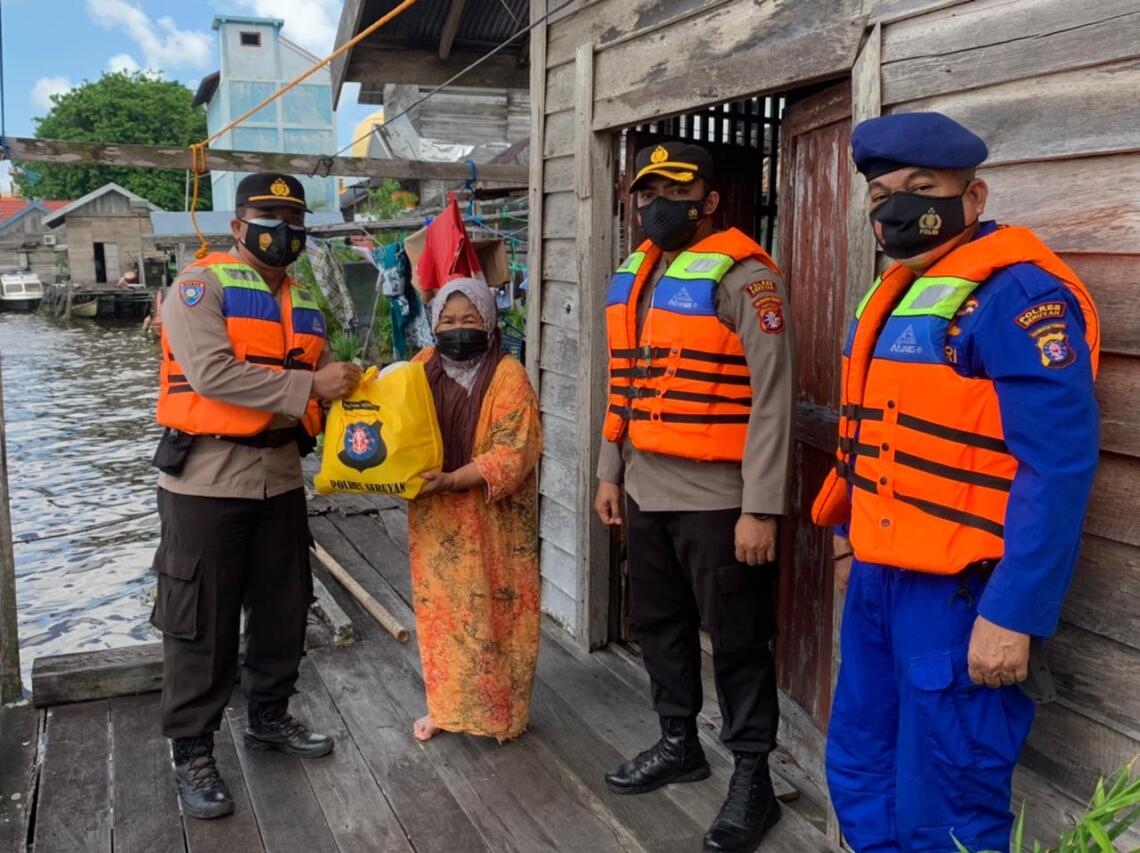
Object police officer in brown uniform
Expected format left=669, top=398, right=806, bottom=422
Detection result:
left=596, top=143, right=795, bottom=852
left=151, top=173, right=361, bottom=819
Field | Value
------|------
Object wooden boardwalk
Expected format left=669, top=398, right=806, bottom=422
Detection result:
left=0, top=498, right=838, bottom=853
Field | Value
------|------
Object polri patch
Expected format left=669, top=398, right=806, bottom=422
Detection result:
left=745, top=279, right=777, bottom=299
left=1015, top=301, right=1066, bottom=329
left=754, top=295, right=785, bottom=334
left=179, top=280, right=206, bottom=306
left=1030, top=322, right=1076, bottom=369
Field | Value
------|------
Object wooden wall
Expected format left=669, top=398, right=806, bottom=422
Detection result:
left=877, top=0, right=1140, bottom=843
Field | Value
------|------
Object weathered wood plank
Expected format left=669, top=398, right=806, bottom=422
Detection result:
left=545, top=62, right=574, bottom=115
left=543, top=193, right=576, bottom=242
left=541, top=576, right=578, bottom=631
left=866, top=0, right=971, bottom=25
left=591, top=0, right=864, bottom=130
left=291, top=660, right=414, bottom=853
left=182, top=720, right=264, bottom=853
left=3, top=136, right=530, bottom=183
left=0, top=706, right=40, bottom=853
left=1013, top=764, right=1140, bottom=851
left=543, top=111, right=575, bottom=159
left=109, top=694, right=185, bottom=853
left=526, top=0, right=549, bottom=390
left=542, top=154, right=575, bottom=194
left=540, top=539, right=577, bottom=595
left=541, top=411, right=577, bottom=467
left=35, top=702, right=112, bottom=852
left=1063, top=254, right=1140, bottom=358
left=1046, top=623, right=1140, bottom=743
left=540, top=279, right=579, bottom=330
left=539, top=323, right=578, bottom=379
left=1095, top=354, right=1140, bottom=458
left=224, top=699, right=338, bottom=853
left=895, top=58, right=1140, bottom=166
left=310, top=574, right=355, bottom=648
left=539, top=495, right=577, bottom=555
left=345, top=45, right=530, bottom=91
left=881, top=0, right=1140, bottom=104
left=1062, top=535, right=1140, bottom=649
left=541, top=237, right=578, bottom=283
left=538, top=455, right=577, bottom=511
left=1083, top=452, right=1140, bottom=548
left=540, top=369, right=576, bottom=421
left=982, top=154, right=1140, bottom=255
left=1021, top=700, right=1140, bottom=805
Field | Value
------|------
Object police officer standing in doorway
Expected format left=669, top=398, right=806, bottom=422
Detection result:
left=815, top=114, right=1100, bottom=852
left=595, top=142, right=795, bottom=852
left=152, top=173, right=361, bottom=819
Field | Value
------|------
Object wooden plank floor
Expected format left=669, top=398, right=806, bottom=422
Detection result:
left=0, top=502, right=839, bottom=853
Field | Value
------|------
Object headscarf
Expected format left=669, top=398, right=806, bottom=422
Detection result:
left=424, top=278, right=505, bottom=472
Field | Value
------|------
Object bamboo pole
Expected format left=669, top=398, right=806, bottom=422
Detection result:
left=0, top=354, right=23, bottom=703
left=310, top=543, right=410, bottom=644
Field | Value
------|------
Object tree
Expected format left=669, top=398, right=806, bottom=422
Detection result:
left=14, top=71, right=210, bottom=210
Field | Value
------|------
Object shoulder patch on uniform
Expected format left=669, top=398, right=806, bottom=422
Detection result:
left=1030, top=322, right=1076, bottom=369
left=1015, top=301, right=1066, bottom=329
left=754, top=295, right=785, bottom=334
left=179, top=280, right=207, bottom=306
left=745, top=279, right=778, bottom=299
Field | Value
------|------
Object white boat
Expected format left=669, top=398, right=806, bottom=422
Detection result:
left=70, top=297, right=99, bottom=318
left=0, top=272, right=45, bottom=312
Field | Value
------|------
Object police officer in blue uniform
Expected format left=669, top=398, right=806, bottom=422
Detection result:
left=820, top=113, right=1101, bottom=852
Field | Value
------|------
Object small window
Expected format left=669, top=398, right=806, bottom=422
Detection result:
left=240, top=31, right=261, bottom=47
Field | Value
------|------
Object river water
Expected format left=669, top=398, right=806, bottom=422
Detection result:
left=1, top=312, right=163, bottom=689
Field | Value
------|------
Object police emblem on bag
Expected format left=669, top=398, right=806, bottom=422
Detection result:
left=338, top=421, right=388, bottom=472
left=918, top=208, right=942, bottom=236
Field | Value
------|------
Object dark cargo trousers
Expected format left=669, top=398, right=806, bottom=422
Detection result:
left=626, top=497, right=780, bottom=753
left=151, top=487, right=313, bottom=739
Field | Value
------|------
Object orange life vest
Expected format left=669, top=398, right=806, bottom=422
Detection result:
left=811, top=226, right=1100, bottom=574
left=603, top=228, right=779, bottom=462
left=156, top=252, right=326, bottom=438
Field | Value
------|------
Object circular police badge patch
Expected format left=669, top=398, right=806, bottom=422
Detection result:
left=179, top=280, right=206, bottom=306
left=338, top=420, right=388, bottom=472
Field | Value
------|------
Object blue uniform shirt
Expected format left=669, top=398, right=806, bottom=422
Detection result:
left=934, top=221, right=1099, bottom=636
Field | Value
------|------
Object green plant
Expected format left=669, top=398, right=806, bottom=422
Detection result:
left=329, top=330, right=363, bottom=363
left=955, top=761, right=1140, bottom=853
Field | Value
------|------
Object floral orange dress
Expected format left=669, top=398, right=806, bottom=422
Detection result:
left=408, top=351, right=543, bottom=741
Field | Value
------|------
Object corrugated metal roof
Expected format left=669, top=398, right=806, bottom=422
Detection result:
left=357, top=0, right=529, bottom=52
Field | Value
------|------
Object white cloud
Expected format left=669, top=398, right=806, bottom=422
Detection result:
left=235, top=0, right=341, bottom=56
left=106, top=53, right=142, bottom=75
left=85, top=0, right=212, bottom=74
left=30, top=76, right=73, bottom=112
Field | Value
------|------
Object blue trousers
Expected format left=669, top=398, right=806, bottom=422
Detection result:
left=826, top=562, right=1036, bottom=852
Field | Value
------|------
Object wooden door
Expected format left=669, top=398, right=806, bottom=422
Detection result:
left=774, top=81, right=853, bottom=728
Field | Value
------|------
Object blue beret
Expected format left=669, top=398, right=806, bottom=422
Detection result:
left=851, top=112, right=988, bottom=179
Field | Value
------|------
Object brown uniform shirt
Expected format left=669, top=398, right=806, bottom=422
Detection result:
left=597, top=255, right=796, bottom=515
left=157, top=263, right=330, bottom=500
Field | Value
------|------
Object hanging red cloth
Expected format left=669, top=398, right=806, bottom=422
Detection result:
left=416, top=193, right=484, bottom=298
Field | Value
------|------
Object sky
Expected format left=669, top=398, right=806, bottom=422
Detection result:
left=0, top=0, right=377, bottom=195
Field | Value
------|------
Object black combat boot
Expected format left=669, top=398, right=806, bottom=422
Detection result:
left=243, top=699, right=334, bottom=758
left=173, top=735, right=234, bottom=820
left=703, top=752, right=782, bottom=852
left=605, top=716, right=711, bottom=795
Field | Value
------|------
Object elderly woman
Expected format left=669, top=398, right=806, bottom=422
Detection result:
left=408, top=277, right=543, bottom=742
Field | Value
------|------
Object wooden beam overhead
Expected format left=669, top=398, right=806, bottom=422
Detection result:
left=346, top=45, right=529, bottom=91
left=331, top=0, right=368, bottom=109
left=2, top=136, right=529, bottom=183
left=438, top=0, right=468, bottom=60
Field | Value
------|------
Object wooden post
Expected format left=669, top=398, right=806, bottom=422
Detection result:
left=524, top=0, right=548, bottom=389
left=572, top=43, right=615, bottom=650
left=63, top=280, right=73, bottom=321
left=0, top=354, right=23, bottom=704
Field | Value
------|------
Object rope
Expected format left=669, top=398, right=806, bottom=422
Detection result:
left=187, top=0, right=423, bottom=255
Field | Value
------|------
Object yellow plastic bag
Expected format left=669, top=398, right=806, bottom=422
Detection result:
left=314, top=361, right=443, bottom=499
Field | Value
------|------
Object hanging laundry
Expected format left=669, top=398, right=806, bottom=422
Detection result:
left=415, top=193, right=484, bottom=298
left=303, top=237, right=358, bottom=330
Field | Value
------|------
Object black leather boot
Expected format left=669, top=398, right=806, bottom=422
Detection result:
left=173, top=735, right=234, bottom=820
left=605, top=716, right=711, bottom=795
left=703, top=752, right=782, bottom=852
left=244, top=699, right=334, bottom=758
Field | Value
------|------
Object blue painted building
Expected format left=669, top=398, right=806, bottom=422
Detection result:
left=192, top=16, right=338, bottom=213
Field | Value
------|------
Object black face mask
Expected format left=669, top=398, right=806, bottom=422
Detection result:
left=241, top=218, right=307, bottom=268
left=638, top=195, right=706, bottom=251
left=869, top=190, right=969, bottom=259
left=436, top=328, right=490, bottom=362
